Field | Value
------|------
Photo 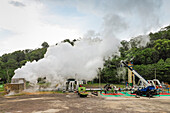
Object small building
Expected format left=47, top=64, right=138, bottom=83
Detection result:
left=5, top=78, right=26, bottom=94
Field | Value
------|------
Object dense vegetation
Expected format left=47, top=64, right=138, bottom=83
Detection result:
left=0, top=42, right=48, bottom=83
left=0, top=26, right=169, bottom=84
left=99, top=25, right=170, bottom=84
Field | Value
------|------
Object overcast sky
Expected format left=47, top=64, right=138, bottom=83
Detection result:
left=0, top=0, right=170, bottom=56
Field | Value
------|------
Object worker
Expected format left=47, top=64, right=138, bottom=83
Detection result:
left=119, top=87, right=121, bottom=92
left=125, top=81, right=128, bottom=86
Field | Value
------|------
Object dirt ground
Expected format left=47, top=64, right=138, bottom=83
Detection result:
left=0, top=93, right=170, bottom=113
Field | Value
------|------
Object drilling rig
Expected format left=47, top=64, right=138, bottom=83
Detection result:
left=121, top=61, right=159, bottom=97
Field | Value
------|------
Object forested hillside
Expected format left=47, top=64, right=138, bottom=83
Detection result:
left=0, top=42, right=48, bottom=83
left=100, top=25, right=170, bottom=84
left=0, top=26, right=170, bottom=84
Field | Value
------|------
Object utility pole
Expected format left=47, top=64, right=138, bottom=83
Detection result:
left=155, top=68, right=156, bottom=79
left=99, top=74, right=101, bottom=88
left=98, top=68, right=101, bottom=88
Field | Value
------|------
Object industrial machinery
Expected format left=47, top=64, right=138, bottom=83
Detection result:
left=147, top=79, right=162, bottom=89
left=137, top=79, right=162, bottom=89
left=78, top=86, right=88, bottom=97
left=62, top=79, right=86, bottom=92
left=103, top=84, right=119, bottom=94
left=122, top=61, right=159, bottom=97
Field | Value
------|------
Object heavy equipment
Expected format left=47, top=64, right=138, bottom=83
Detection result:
left=78, top=86, right=88, bottom=97
left=147, top=79, right=162, bottom=88
left=121, top=61, right=159, bottom=97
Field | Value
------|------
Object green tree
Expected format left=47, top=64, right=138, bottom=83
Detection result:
left=41, top=42, right=49, bottom=48
left=11, top=50, right=25, bottom=62
left=154, top=39, right=170, bottom=60
left=133, top=48, right=159, bottom=65
left=62, top=39, right=75, bottom=46
left=119, top=40, right=129, bottom=57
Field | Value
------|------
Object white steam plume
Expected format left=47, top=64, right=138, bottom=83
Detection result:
left=13, top=8, right=123, bottom=85
left=13, top=37, right=120, bottom=85
left=129, top=35, right=150, bottom=48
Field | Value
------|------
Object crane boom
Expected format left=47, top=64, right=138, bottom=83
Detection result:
left=121, top=61, right=150, bottom=87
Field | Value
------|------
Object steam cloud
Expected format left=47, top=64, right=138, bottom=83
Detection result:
left=13, top=37, right=120, bottom=85
left=13, top=12, right=121, bottom=85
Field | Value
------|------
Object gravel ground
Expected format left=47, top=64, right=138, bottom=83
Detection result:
left=0, top=93, right=170, bottom=113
